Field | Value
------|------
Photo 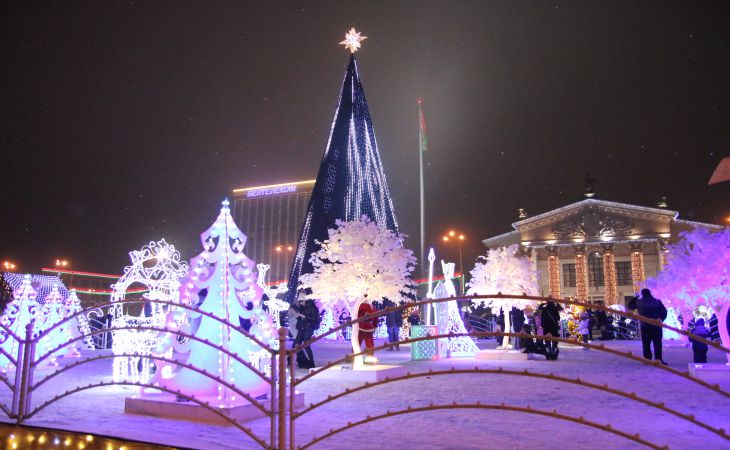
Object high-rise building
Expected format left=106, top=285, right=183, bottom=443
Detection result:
left=231, top=180, right=315, bottom=283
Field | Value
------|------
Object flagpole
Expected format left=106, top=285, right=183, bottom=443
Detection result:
left=418, top=98, right=425, bottom=279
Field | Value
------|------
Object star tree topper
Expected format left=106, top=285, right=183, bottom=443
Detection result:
left=340, top=27, right=367, bottom=53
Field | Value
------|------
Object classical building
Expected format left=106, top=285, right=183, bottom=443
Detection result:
left=231, top=179, right=316, bottom=282
left=482, top=198, right=724, bottom=307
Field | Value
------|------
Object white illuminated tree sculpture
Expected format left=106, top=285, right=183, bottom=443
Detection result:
left=152, top=199, right=277, bottom=405
left=466, top=244, right=539, bottom=349
left=36, top=285, right=79, bottom=365
left=0, top=275, right=39, bottom=370
left=299, top=216, right=416, bottom=369
left=645, top=227, right=730, bottom=363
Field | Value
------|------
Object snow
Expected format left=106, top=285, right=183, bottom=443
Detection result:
left=1, top=338, right=728, bottom=449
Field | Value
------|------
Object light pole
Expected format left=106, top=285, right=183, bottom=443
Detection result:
left=274, top=245, right=294, bottom=282
left=442, top=230, right=465, bottom=294
left=2, top=261, right=17, bottom=271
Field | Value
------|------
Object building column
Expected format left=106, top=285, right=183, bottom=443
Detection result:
left=546, top=246, right=561, bottom=299
left=630, top=241, right=645, bottom=293
left=657, top=238, right=669, bottom=271
left=574, top=244, right=588, bottom=302
left=601, top=243, right=617, bottom=306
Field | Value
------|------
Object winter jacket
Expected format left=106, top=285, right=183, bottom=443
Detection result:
left=385, top=306, right=403, bottom=328
left=541, top=302, right=562, bottom=335
left=628, top=295, right=667, bottom=322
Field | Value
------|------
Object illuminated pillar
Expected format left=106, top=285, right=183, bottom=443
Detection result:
left=630, top=241, right=645, bottom=293
left=657, top=239, right=669, bottom=271
left=601, top=243, right=617, bottom=306
left=574, top=244, right=588, bottom=302
left=547, top=246, right=561, bottom=299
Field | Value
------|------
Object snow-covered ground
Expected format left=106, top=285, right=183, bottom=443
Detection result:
left=1, top=338, right=728, bottom=450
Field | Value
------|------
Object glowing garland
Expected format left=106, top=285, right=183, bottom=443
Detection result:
left=630, top=244, right=645, bottom=293
left=547, top=248, right=561, bottom=298
left=64, top=289, right=95, bottom=349
left=602, top=247, right=617, bottom=306
left=434, top=261, right=477, bottom=356
left=36, top=285, right=79, bottom=366
left=256, top=263, right=289, bottom=328
left=574, top=247, right=588, bottom=302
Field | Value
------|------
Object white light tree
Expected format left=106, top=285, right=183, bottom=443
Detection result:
left=466, top=244, right=539, bottom=349
left=299, top=216, right=416, bottom=368
left=645, top=227, right=730, bottom=363
left=151, top=199, right=277, bottom=404
left=64, top=290, right=95, bottom=350
left=0, top=275, right=40, bottom=370
left=36, top=285, right=80, bottom=365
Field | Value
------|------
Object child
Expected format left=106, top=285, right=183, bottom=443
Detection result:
left=578, top=312, right=590, bottom=350
left=690, top=318, right=710, bottom=363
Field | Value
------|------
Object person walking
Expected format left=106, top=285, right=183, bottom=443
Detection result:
left=628, top=288, right=668, bottom=365
left=541, top=301, right=563, bottom=360
left=384, top=300, right=403, bottom=351
left=511, top=307, right=526, bottom=350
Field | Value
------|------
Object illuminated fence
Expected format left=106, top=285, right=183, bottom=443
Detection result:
left=0, top=295, right=727, bottom=449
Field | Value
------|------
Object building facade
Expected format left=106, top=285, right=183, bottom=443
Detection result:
left=482, top=198, right=724, bottom=307
left=231, top=180, right=315, bottom=283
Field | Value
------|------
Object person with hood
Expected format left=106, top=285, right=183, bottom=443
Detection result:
left=541, top=301, right=563, bottom=360
left=690, top=318, right=711, bottom=363
left=293, top=297, right=320, bottom=369
left=628, top=288, right=668, bottom=365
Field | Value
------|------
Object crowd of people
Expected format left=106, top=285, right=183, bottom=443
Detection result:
left=282, top=287, right=717, bottom=369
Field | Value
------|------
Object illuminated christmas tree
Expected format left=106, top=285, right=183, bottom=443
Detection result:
left=0, top=275, right=40, bottom=370
left=152, top=199, right=277, bottom=405
left=64, top=289, right=95, bottom=350
left=36, top=284, right=80, bottom=365
left=285, top=28, right=400, bottom=304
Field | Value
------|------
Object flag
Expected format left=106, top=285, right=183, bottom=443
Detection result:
left=709, top=156, right=730, bottom=185
left=418, top=98, right=428, bottom=152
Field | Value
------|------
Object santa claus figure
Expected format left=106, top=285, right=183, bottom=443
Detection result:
left=357, top=301, right=380, bottom=363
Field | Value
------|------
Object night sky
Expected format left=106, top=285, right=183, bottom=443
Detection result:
left=2, top=2, right=729, bottom=275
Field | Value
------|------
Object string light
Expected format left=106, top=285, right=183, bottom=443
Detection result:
left=574, top=246, right=588, bottom=302
left=547, top=247, right=561, bottom=298
left=631, top=246, right=645, bottom=293
left=602, top=246, right=617, bottom=306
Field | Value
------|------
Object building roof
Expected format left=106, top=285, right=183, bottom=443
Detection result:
left=482, top=198, right=723, bottom=247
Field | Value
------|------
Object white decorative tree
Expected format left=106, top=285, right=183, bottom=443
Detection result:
left=299, top=216, right=416, bottom=368
left=36, top=285, right=79, bottom=365
left=152, top=199, right=277, bottom=404
left=466, top=244, right=539, bottom=349
left=0, top=275, right=39, bottom=370
left=64, top=290, right=95, bottom=350
left=645, top=227, right=730, bottom=363
left=435, top=261, right=478, bottom=356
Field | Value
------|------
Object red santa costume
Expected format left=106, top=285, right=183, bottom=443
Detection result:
left=357, top=302, right=379, bottom=355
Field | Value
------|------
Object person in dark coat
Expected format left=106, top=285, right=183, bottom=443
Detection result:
left=384, top=300, right=404, bottom=351
left=690, top=318, right=710, bottom=363
left=628, top=288, right=668, bottom=365
left=293, top=298, right=319, bottom=369
left=541, top=301, right=563, bottom=360
left=510, top=307, right=526, bottom=350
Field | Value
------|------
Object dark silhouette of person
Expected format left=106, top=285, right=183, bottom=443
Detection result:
left=628, top=288, right=668, bottom=365
left=690, top=318, right=710, bottom=364
left=541, top=301, right=563, bottom=360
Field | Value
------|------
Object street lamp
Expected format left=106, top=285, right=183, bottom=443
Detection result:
left=55, top=259, right=69, bottom=268
left=2, top=261, right=17, bottom=271
left=442, top=230, right=466, bottom=294
left=273, top=245, right=294, bottom=281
